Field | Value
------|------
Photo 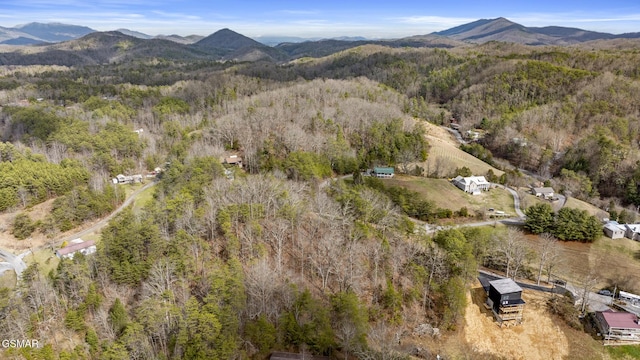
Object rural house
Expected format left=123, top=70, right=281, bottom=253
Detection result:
left=55, top=239, right=96, bottom=259
left=373, top=167, right=395, bottom=178
left=224, top=155, right=243, bottom=168
left=486, top=278, right=525, bottom=326
left=595, top=310, right=640, bottom=344
left=603, top=221, right=626, bottom=239
left=452, top=175, right=490, bottom=195
left=112, top=174, right=143, bottom=184
left=531, top=186, right=554, bottom=199
left=624, top=224, right=640, bottom=241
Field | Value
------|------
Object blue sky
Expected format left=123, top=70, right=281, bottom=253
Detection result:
left=2, top=0, right=640, bottom=38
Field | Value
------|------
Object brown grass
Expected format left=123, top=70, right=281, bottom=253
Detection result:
left=458, top=282, right=607, bottom=360
left=421, top=122, right=504, bottom=178
left=565, top=197, right=608, bottom=218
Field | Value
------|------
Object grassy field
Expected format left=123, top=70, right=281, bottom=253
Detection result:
left=22, top=247, right=60, bottom=277
left=131, top=183, right=156, bottom=214
left=421, top=122, right=504, bottom=178
left=384, top=175, right=515, bottom=216
left=565, top=197, right=607, bottom=218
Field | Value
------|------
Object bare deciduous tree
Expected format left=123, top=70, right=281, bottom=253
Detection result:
left=536, top=233, right=561, bottom=285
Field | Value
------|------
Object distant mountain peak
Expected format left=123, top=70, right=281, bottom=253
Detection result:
left=195, top=28, right=264, bottom=51
left=431, top=17, right=626, bottom=45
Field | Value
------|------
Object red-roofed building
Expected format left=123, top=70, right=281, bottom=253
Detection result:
left=55, top=239, right=97, bottom=259
left=595, top=310, right=640, bottom=344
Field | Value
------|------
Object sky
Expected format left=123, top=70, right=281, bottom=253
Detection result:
left=2, top=0, right=640, bottom=39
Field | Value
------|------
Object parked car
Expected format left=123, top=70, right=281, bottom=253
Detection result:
left=598, top=289, right=613, bottom=296
left=552, top=279, right=566, bottom=286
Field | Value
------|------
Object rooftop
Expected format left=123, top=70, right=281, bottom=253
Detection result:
left=489, top=278, right=523, bottom=294
left=533, top=187, right=554, bottom=193
left=57, top=239, right=96, bottom=256
left=454, top=175, right=489, bottom=185
left=373, top=167, right=395, bottom=174
left=600, top=311, right=640, bottom=329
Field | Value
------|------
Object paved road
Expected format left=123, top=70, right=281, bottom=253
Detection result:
left=502, top=185, right=527, bottom=218
left=0, top=248, right=27, bottom=278
left=479, top=270, right=615, bottom=313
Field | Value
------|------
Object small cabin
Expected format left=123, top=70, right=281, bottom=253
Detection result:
left=224, top=155, right=243, bottom=168
left=373, top=167, right=394, bottom=178
left=486, top=278, right=525, bottom=326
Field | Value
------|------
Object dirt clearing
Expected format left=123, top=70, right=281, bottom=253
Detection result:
left=463, top=283, right=569, bottom=360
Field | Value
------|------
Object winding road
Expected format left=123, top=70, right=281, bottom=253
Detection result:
left=0, top=180, right=157, bottom=280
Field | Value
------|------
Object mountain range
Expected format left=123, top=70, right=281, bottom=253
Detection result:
left=1, top=18, right=640, bottom=66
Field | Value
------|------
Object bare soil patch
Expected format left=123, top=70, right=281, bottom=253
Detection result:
left=463, top=283, right=569, bottom=360
left=0, top=198, right=56, bottom=253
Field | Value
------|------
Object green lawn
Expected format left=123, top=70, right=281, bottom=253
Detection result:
left=131, top=183, right=156, bottom=214
left=606, top=344, right=640, bottom=359
left=384, top=175, right=515, bottom=216
left=22, top=248, right=60, bottom=276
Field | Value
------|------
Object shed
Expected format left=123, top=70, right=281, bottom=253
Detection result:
left=373, top=167, right=395, bottom=178
left=487, top=278, right=525, bottom=326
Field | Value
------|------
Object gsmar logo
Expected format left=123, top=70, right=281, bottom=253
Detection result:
left=1, top=339, right=39, bottom=348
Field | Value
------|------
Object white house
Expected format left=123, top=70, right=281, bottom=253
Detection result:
left=452, top=175, right=490, bottom=195
left=532, top=187, right=554, bottom=200
left=603, top=221, right=626, bottom=239
left=113, top=174, right=143, bottom=184
left=55, top=239, right=96, bottom=259
left=624, top=224, right=640, bottom=241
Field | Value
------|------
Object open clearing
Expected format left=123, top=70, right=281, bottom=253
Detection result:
left=0, top=183, right=153, bottom=254
left=421, top=122, right=504, bottom=178
left=384, top=175, right=516, bottom=217
left=457, top=282, right=607, bottom=360
left=565, top=197, right=608, bottom=218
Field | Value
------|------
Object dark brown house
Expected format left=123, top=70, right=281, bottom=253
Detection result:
left=486, top=278, right=525, bottom=326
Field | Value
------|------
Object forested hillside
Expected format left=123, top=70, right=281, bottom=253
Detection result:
left=1, top=38, right=640, bottom=359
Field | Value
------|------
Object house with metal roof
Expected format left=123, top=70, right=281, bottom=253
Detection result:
left=532, top=187, right=555, bottom=200
left=55, top=239, right=96, bottom=259
left=373, top=167, right=395, bottom=178
left=603, top=221, right=626, bottom=239
left=452, top=175, right=490, bottom=195
left=486, top=278, right=525, bottom=326
left=595, top=310, right=640, bottom=345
